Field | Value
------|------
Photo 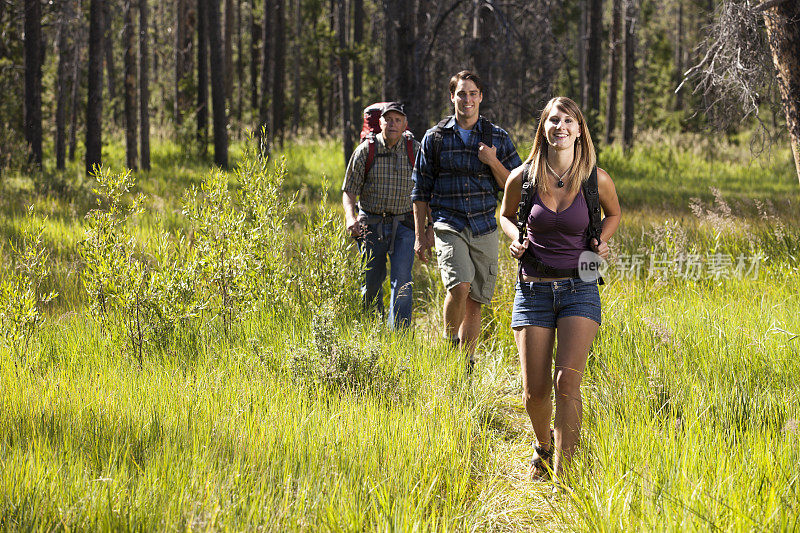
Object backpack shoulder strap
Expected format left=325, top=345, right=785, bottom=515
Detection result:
left=404, top=131, right=415, bottom=168
left=582, top=165, right=605, bottom=285
left=582, top=166, right=602, bottom=244
left=432, top=116, right=452, bottom=178
left=479, top=116, right=493, bottom=148
left=363, top=133, right=376, bottom=176
left=433, top=116, right=452, bottom=132
left=516, top=161, right=534, bottom=243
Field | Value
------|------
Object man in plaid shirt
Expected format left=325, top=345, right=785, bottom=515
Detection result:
left=412, top=71, right=522, bottom=362
left=342, top=102, right=421, bottom=329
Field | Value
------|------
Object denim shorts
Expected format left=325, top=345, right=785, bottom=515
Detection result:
left=511, top=278, right=601, bottom=329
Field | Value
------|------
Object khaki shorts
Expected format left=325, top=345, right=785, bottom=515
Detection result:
left=434, top=222, right=499, bottom=305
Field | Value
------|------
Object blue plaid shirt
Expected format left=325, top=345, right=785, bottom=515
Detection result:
left=411, top=116, right=522, bottom=236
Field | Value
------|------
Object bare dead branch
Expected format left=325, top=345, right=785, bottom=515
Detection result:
left=752, top=0, right=791, bottom=13
left=422, top=0, right=467, bottom=65
left=679, top=0, right=777, bottom=140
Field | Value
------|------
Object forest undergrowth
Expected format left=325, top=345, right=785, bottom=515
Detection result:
left=1, top=134, right=799, bottom=530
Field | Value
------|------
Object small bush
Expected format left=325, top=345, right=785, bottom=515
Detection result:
left=183, top=147, right=295, bottom=331
left=289, top=304, right=406, bottom=400
left=80, top=167, right=153, bottom=364
left=183, top=167, right=250, bottom=334
left=236, top=148, right=295, bottom=310
left=292, top=185, right=363, bottom=315
left=0, top=206, right=57, bottom=361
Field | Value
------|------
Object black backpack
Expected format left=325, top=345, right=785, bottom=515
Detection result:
left=516, top=161, right=604, bottom=283
left=430, top=115, right=493, bottom=178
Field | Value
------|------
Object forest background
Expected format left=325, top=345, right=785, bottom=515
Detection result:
left=2, top=0, right=800, bottom=530
left=5, top=0, right=800, bottom=175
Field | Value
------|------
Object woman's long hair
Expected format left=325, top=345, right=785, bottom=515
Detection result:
left=524, top=97, right=596, bottom=196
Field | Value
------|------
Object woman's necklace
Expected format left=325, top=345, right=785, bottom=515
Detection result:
left=545, top=160, right=570, bottom=188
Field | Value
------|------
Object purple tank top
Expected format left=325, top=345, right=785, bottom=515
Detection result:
left=520, top=190, right=589, bottom=278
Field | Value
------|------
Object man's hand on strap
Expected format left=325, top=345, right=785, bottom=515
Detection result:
left=477, top=142, right=498, bottom=165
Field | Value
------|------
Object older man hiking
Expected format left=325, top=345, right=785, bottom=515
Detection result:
left=342, top=102, right=421, bottom=329
left=411, top=71, right=522, bottom=364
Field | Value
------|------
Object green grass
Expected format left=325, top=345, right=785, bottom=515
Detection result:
left=2, top=315, right=489, bottom=530
left=2, top=134, right=800, bottom=530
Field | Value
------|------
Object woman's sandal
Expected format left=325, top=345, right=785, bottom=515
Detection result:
left=530, top=429, right=555, bottom=479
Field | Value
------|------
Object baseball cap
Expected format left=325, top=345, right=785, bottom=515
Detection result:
left=381, top=102, right=406, bottom=117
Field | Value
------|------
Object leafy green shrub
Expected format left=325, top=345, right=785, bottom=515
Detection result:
left=289, top=303, right=406, bottom=400
left=143, top=228, right=205, bottom=340
left=77, top=140, right=363, bottom=360
left=236, top=149, right=295, bottom=309
left=183, top=168, right=249, bottom=334
left=0, top=206, right=57, bottom=361
left=80, top=167, right=152, bottom=363
left=79, top=168, right=202, bottom=363
left=292, top=185, right=362, bottom=314
left=183, top=147, right=295, bottom=331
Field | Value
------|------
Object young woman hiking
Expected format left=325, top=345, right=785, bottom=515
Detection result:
left=499, top=97, right=621, bottom=483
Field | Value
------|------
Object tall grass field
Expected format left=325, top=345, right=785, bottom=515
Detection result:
left=1, top=134, right=799, bottom=530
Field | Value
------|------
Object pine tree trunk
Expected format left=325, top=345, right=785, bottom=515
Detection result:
left=207, top=0, right=229, bottom=167
left=69, top=10, right=82, bottom=163
left=411, top=0, right=429, bottom=135
left=313, top=14, right=324, bottom=128
left=383, top=0, right=397, bottom=99
left=587, top=0, right=603, bottom=139
left=673, top=0, right=684, bottom=111
left=197, top=0, right=209, bottom=149
left=102, top=0, right=119, bottom=124
left=606, top=0, right=622, bottom=144
left=236, top=0, right=243, bottom=121
left=292, top=0, right=302, bottom=133
left=387, top=1, right=414, bottom=118
left=24, top=0, right=42, bottom=167
left=272, top=0, right=285, bottom=146
left=173, top=0, right=195, bottom=126
left=152, top=1, right=162, bottom=122
left=762, top=0, right=800, bottom=185
left=326, top=0, right=335, bottom=134
left=250, top=2, right=260, bottom=112
left=259, top=0, right=272, bottom=144
left=470, top=0, right=494, bottom=114
left=351, top=0, right=362, bottom=134
left=86, top=0, right=105, bottom=174
left=337, top=0, right=352, bottom=163
left=622, top=0, right=637, bottom=151
left=55, top=0, right=71, bottom=170
left=140, top=0, right=151, bottom=170
left=578, top=0, right=587, bottom=109
left=175, top=0, right=185, bottom=124
left=124, top=0, right=138, bottom=170
left=224, top=0, right=234, bottom=101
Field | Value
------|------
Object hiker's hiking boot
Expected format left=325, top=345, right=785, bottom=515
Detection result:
left=447, top=336, right=476, bottom=374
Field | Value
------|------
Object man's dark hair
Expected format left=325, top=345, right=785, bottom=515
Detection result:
left=449, top=70, right=483, bottom=95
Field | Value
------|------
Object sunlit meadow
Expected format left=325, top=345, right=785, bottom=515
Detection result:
left=1, top=133, right=799, bottom=530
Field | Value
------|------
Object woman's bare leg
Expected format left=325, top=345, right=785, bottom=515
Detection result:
left=514, top=325, right=556, bottom=450
left=552, top=316, right=599, bottom=479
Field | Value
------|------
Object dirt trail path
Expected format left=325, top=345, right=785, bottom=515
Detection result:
left=469, top=378, right=576, bottom=531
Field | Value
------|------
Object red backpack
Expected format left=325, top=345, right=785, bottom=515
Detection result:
left=360, top=102, right=416, bottom=175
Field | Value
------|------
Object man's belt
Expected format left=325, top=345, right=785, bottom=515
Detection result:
left=360, top=211, right=414, bottom=254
